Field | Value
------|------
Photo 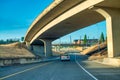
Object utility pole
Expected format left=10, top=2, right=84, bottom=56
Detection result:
left=96, top=23, right=100, bottom=52
left=88, top=36, right=89, bottom=46
left=98, top=40, right=100, bottom=52
left=78, top=36, right=81, bottom=47
left=59, top=38, right=61, bottom=52
left=70, top=35, right=72, bottom=44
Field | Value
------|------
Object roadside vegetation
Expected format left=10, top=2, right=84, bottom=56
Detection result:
left=81, top=32, right=107, bottom=60
left=0, top=42, right=35, bottom=59
left=0, top=37, right=24, bottom=44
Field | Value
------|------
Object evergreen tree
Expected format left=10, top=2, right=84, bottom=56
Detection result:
left=0, top=40, right=4, bottom=44
left=6, top=39, right=9, bottom=43
left=99, top=32, right=105, bottom=43
left=21, top=37, right=24, bottom=42
left=83, top=34, right=87, bottom=45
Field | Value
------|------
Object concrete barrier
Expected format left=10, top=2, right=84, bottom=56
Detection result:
left=0, top=57, right=41, bottom=66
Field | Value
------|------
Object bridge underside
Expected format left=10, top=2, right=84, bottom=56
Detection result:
left=38, top=10, right=104, bottom=39
left=25, top=0, right=120, bottom=57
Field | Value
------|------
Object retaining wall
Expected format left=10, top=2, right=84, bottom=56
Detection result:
left=0, top=58, right=41, bottom=66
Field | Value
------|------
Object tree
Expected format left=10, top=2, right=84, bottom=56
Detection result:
left=0, top=39, right=5, bottom=44
left=21, top=37, right=24, bottom=42
left=6, top=39, right=9, bottom=43
left=83, top=34, right=87, bottom=45
left=99, top=32, right=105, bottom=43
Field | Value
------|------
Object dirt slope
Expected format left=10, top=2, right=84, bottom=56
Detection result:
left=80, top=42, right=107, bottom=60
left=0, top=42, right=35, bottom=58
left=81, top=42, right=107, bottom=55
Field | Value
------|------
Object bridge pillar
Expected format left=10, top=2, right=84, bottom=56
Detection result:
left=26, top=42, right=33, bottom=50
left=40, top=39, right=52, bottom=57
left=32, top=45, right=44, bottom=57
left=95, top=8, right=120, bottom=57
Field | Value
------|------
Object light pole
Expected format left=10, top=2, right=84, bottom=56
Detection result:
left=70, top=35, right=72, bottom=44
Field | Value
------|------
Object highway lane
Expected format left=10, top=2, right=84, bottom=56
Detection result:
left=0, top=61, right=95, bottom=80
left=75, top=55, right=120, bottom=80
left=0, top=62, right=53, bottom=78
left=0, top=57, right=95, bottom=80
left=79, top=61, right=120, bottom=80
left=0, top=54, right=120, bottom=80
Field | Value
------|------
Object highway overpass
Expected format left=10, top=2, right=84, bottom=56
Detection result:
left=24, top=0, right=120, bottom=57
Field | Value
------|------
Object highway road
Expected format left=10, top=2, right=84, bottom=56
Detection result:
left=0, top=54, right=120, bottom=80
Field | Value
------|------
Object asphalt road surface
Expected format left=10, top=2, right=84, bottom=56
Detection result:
left=0, top=54, right=120, bottom=80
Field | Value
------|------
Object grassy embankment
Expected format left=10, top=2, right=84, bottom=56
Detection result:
left=80, top=42, right=107, bottom=60
left=0, top=42, right=35, bottom=59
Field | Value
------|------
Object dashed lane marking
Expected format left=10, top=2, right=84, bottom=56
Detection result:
left=0, top=62, right=53, bottom=80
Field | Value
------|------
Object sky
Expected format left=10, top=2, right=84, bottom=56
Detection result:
left=0, top=0, right=106, bottom=43
left=0, top=0, right=54, bottom=40
left=53, top=21, right=106, bottom=44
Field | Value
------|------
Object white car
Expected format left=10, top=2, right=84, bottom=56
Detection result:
left=60, top=54, right=70, bottom=61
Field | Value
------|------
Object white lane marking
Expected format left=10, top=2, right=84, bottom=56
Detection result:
left=76, top=60, right=98, bottom=80
left=50, top=77, right=54, bottom=80
left=0, top=62, right=53, bottom=80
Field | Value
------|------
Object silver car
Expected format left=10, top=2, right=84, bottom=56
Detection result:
left=60, top=54, right=70, bottom=61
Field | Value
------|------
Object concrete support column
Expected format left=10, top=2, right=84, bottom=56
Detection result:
left=95, top=8, right=120, bottom=57
left=32, top=45, right=44, bottom=56
left=26, top=42, right=32, bottom=50
left=40, top=39, right=52, bottom=57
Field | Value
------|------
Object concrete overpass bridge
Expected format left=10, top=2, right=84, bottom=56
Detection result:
left=24, top=0, right=120, bottom=57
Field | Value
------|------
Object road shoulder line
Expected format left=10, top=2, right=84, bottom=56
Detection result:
left=0, top=62, right=53, bottom=80
left=76, top=60, right=98, bottom=80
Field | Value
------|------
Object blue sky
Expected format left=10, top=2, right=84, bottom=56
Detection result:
left=0, top=0, right=54, bottom=40
left=53, top=21, right=106, bottom=44
left=0, top=0, right=106, bottom=43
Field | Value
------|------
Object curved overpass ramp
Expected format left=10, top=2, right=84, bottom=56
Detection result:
left=25, top=0, right=120, bottom=57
